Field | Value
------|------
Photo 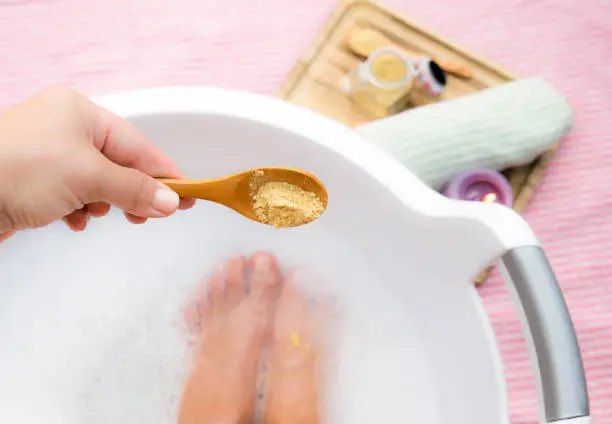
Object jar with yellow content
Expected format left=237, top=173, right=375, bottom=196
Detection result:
left=341, top=47, right=415, bottom=118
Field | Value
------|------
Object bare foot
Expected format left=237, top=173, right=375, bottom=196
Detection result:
left=179, top=252, right=281, bottom=424
left=264, top=272, right=324, bottom=424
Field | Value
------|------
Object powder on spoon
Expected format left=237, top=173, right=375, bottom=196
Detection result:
left=252, top=180, right=324, bottom=228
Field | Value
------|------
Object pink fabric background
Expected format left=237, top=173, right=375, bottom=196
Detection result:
left=0, top=0, right=611, bottom=422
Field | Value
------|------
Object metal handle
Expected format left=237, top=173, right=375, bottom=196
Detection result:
left=501, top=246, right=589, bottom=423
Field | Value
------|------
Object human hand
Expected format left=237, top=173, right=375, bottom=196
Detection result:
left=0, top=86, right=195, bottom=236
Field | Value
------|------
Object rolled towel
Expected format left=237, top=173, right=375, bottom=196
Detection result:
left=356, top=77, right=572, bottom=189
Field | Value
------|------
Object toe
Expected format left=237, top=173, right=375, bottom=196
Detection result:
left=275, top=272, right=310, bottom=336
left=248, top=252, right=281, bottom=304
left=184, top=283, right=208, bottom=335
left=247, top=252, right=282, bottom=332
left=224, top=255, right=246, bottom=308
left=207, top=265, right=226, bottom=315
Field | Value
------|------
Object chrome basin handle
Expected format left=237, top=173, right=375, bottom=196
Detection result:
left=501, top=246, right=589, bottom=424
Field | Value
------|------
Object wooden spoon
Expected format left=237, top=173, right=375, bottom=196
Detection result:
left=156, top=167, right=328, bottom=227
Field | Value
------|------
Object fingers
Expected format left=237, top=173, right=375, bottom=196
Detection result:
left=75, top=90, right=196, bottom=213
left=124, top=212, right=147, bottom=225
left=0, top=231, right=15, bottom=242
left=79, top=200, right=189, bottom=228
left=63, top=210, right=88, bottom=231
left=79, top=94, right=184, bottom=178
left=83, top=153, right=180, bottom=219
left=77, top=191, right=186, bottom=228
left=87, top=202, right=111, bottom=218
left=65, top=197, right=177, bottom=231
left=179, top=197, right=197, bottom=210
left=63, top=203, right=145, bottom=233
left=63, top=202, right=107, bottom=232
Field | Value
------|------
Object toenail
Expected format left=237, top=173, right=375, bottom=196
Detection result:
left=253, top=255, right=272, bottom=272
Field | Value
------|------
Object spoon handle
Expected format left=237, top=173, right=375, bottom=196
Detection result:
left=156, top=178, right=213, bottom=199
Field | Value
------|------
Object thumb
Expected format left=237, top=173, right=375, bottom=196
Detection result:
left=86, top=155, right=180, bottom=218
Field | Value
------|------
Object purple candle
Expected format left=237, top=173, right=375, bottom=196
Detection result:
left=443, top=168, right=513, bottom=207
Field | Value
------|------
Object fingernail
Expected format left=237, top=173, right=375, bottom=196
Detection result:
left=152, top=187, right=180, bottom=215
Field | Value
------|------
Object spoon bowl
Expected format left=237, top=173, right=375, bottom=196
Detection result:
left=157, top=167, right=328, bottom=227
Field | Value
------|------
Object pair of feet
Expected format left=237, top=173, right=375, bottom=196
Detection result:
left=179, top=252, right=322, bottom=424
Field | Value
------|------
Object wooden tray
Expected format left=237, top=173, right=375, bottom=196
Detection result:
left=276, top=0, right=556, bottom=285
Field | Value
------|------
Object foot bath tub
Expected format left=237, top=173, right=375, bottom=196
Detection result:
left=0, top=87, right=589, bottom=424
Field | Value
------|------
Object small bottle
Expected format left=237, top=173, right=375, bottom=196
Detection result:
left=340, top=47, right=415, bottom=118
left=413, top=57, right=447, bottom=97
left=403, top=57, right=448, bottom=107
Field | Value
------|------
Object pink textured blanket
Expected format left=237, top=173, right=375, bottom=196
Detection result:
left=0, top=0, right=610, bottom=421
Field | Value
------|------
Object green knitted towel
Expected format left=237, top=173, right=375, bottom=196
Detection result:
left=356, top=77, right=572, bottom=189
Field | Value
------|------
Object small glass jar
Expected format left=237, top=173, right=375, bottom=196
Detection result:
left=340, top=47, right=415, bottom=118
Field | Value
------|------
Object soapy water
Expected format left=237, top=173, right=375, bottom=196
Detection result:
left=0, top=202, right=438, bottom=424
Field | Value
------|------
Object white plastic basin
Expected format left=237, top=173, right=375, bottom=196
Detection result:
left=0, top=87, right=589, bottom=424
